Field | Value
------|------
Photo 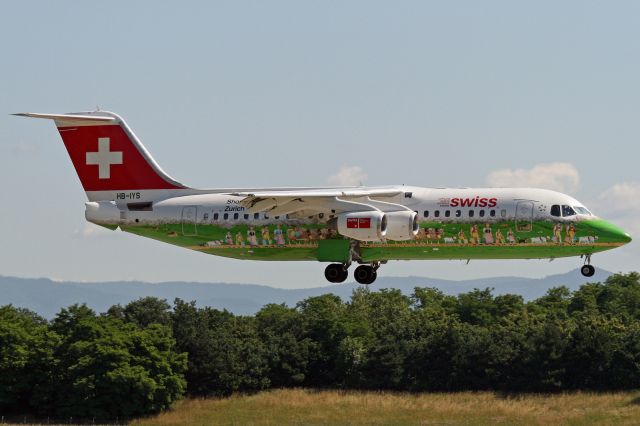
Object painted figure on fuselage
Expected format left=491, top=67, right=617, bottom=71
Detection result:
left=458, top=228, right=468, bottom=245
left=274, top=224, right=285, bottom=245
left=566, top=223, right=576, bottom=245
left=483, top=224, right=494, bottom=244
left=553, top=223, right=563, bottom=244
left=248, top=226, right=258, bottom=246
left=470, top=224, right=480, bottom=245
left=436, top=228, right=444, bottom=243
left=427, top=228, right=436, bottom=243
left=261, top=226, right=271, bottom=246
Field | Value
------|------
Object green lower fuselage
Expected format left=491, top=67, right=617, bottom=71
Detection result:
left=121, top=217, right=629, bottom=264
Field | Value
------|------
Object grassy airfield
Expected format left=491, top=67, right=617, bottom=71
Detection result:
left=133, top=389, right=640, bottom=425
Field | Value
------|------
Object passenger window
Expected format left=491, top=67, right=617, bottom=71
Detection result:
left=244, top=214, right=249, bottom=220
left=469, top=210, right=475, bottom=218
left=203, top=213, right=209, bottom=221
left=489, top=210, right=496, bottom=217
left=264, top=213, right=269, bottom=219
left=479, top=210, right=485, bottom=217
left=223, top=213, right=229, bottom=220
left=434, top=210, right=440, bottom=218
left=233, top=213, right=239, bottom=220
left=424, top=210, right=429, bottom=218
left=213, top=213, right=219, bottom=220
left=501, top=209, right=507, bottom=218
left=445, top=210, right=451, bottom=218
left=551, top=205, right=561, bottom=217
left=562, top=205, right=576, bottom=217
left=254, top=213, right=259, bottom=219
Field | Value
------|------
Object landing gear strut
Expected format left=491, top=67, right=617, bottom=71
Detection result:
left=324, top=263, right=348, bottom=283
left=580, top=254, right=595, bottom=277
left=354, top=262, right=380, bottom=285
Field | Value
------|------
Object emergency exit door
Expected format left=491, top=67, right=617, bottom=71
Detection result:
left=182, top=206, right=198, bottom=236
left=515, top=201, right=533, bottom=232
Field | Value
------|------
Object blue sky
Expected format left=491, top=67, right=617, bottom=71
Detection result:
left=1, top=1, right=639, bottom=287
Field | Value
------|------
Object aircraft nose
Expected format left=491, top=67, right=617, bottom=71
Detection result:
left=587, top=219, right=632, bottom=244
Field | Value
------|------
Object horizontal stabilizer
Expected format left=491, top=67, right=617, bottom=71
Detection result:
left=13, top=112, right=116, bottom=124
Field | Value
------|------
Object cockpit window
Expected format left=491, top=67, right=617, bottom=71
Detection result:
left=562, top=205, right=576, bottom=217
left=573, top=206, right=592, bottom=215
left=551, top=205, right=561, bottom=217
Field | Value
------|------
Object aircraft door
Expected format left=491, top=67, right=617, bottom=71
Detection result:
left=515, top=201, right=534, bottom=232
left=182, top=206, right=198, bottom=236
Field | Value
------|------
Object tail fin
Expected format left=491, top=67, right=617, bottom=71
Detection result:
left=14, top=111, right=187, bottom=201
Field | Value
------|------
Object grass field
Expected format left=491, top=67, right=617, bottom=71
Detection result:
left=132, top=388, right=640, bottom=425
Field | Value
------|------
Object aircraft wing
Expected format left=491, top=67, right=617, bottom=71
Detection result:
left=232, top=188, right=405, bottom=216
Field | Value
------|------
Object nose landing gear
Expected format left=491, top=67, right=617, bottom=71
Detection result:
left=580, top=254, right=595, bottom=277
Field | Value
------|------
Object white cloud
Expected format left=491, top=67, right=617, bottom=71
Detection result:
left=327, top=165, right=367, bottom=186
left=485, top=162, right=580, bottom=193
left=595, top=182, right=640, bottom=237
left=597, top=182, right=640, bottom=212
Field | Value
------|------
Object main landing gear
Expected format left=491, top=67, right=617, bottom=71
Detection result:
left=324, top=263, right=348, bottom=283
left=580, top=254, right=595, bottom=277
left=324, top=262, right=381, bottom=285
left=354, top=264, right=379, bottom=285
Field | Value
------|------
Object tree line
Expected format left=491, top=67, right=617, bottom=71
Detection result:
left=1, top=272, right=640, bottom=420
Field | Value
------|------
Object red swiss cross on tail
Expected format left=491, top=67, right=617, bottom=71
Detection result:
left=13, top=111, right=187, bottom=201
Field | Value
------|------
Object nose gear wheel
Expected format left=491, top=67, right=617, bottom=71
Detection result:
left=580, top=254, right=595, bottom=277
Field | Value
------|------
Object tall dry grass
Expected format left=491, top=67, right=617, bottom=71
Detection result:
left=132, top=389, right=640, bottom=425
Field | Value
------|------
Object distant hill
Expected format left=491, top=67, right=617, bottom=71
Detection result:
left=0, top=268, right=612, bottom=318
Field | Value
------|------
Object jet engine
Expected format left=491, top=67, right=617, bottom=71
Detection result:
left=336, top=211, right=387, bottom=242
left=384, top=211, right=419, bottom=241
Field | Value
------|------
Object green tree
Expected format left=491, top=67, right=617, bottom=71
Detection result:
left=563, top=314, right=627, bottom=389
left=0, top=306, right=58, bottom=413
left=122, top=297, right=172, bottom=328
left=411, top=287, right=457, bottom=315
left=568, top=283, right=601, bottom=315
left=530, top=286, right=572, bottom=319
left=255, top=303, right=310, bottom=386
left=456, top=288, right=498, bottom=326
left=491, top=313, right=572, bottom=391
left=346, top=289, right=413, bottom=389
left=40, top=304, right=187, bottom=420
left=297, top=294, right=349, bottom=386
left=172, top=299, right=269, bottom=396
left=597, top=273, right=640, bottom=321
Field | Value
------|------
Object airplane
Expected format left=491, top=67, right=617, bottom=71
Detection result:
left=14, top=111, right=632, bottom=284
